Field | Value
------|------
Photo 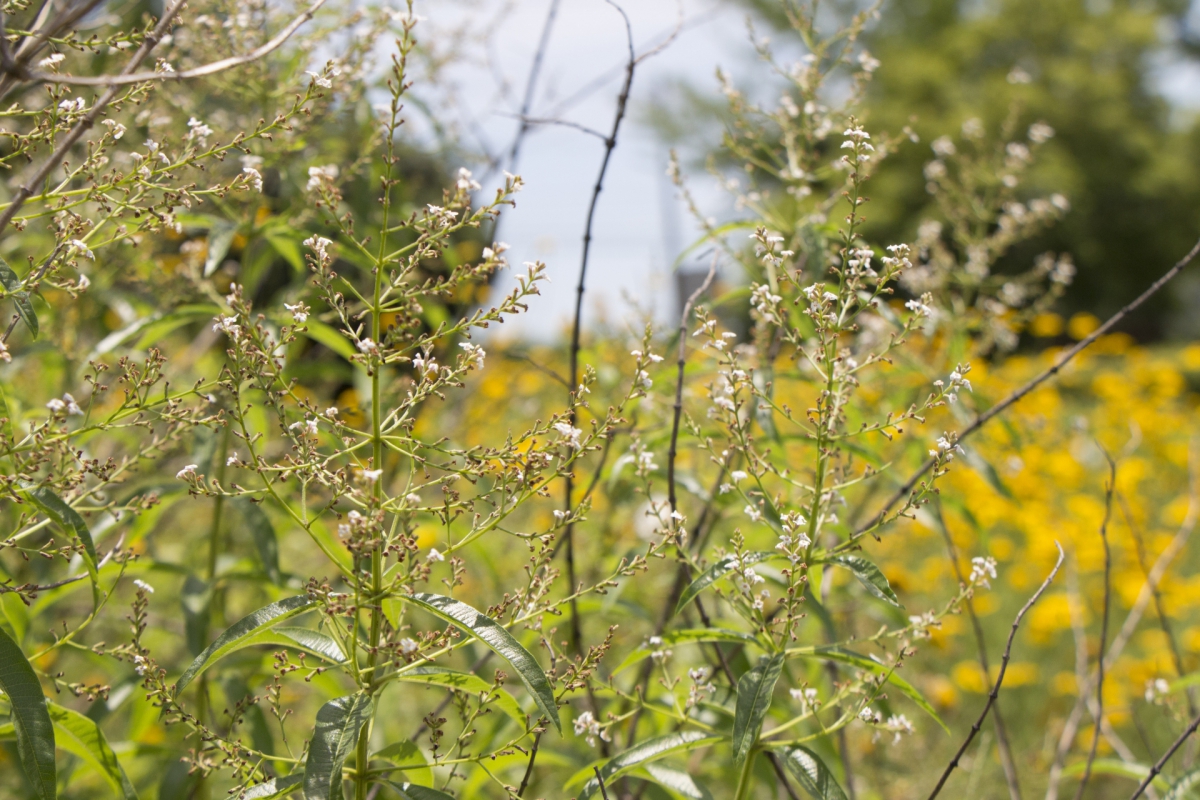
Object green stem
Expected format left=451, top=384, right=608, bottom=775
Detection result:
left=733, top=748, right=758, bottom=800
left=196, top=425, right=231, bottom=800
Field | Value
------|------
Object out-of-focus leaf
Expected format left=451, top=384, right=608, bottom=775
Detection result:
left=302, top=320, right=358, bottom=361
left=0, top=626, right=56, bottom=799
left=639, top=763, right=713, bottom=800
left=733, top=653, right=784, bottom=764
left=265, top=229, right=305, bottom=272
left=786, top=646, right=946, bottom=732
left=385, top=782, right=456, bottom=800
left=572, top=732, right=721, bottom=798
left=674, top=552, right=776, bottom=616
left=823, top=555, right=902, bottom=607
left=1165, top=765, right=1200, bottom=799
left=393, top=666, right=524, bottom=726
left=372, top=740, right=432, bottom=786
left=26, top=488, right=100, bottom=608
left=1060, top=759, right=1167, bottom=791
left=612, top=629, right=756, bottom=675
left=205, top=220, right=238, bottom=277
left=0, top=256, right=37, bottom=338
left=234, top=498, right=282, bottom=584
left=303, top=693, right=372, bottom=800
left=174, top=596, right=315, bottom=695
left=243, top=773, right=303, bottom=799
left=405, top=593, right=559, bottom=732
left=776, top=745, right=847, bottom=800
left=89, top=304, right=220, bottom=359
left=181, top=574, right=212, bottom=657
left=48, top=701, right=137, bottom=799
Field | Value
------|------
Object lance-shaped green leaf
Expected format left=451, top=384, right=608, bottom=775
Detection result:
left=674, top=552, right=777, bottom=616
left=26, top=489, right=100, bottom=608
left=393, top=666, right=524, bottom=725
left=0, top=626, right=55, bottom=800
left=639, top=763, right=713, bottom=800
left=572, top=732, right=720, bottom=798
left=205, top=220, right=239, bottom=277
left=48, top=702, right=136, bottom=799
left=303, top=693, right=372, bottom=800
left=777, top=746, right=847, bottom=800
left=405, top=593, right=559, bottom=732
left=372, top=740, right=432, bottom=786
left=244, top=772, right=304, bottom=799
left=732, top=653, right=785, bottom=764
left=612, top=629, right=756, bottom=675
left=234, top=498, right=282, bottom=585
left=174, top=596, right=314, bottom=696
left=785, top=645, right=946, bottom=732
left=0, top=256, right=37, bottom=338
left=823, top=555, right=901, bottom=608
left=270, top=628, right=346, bottom=664
left=384, top=782, right=456, bottom=800
left=181, top=575, right=212, bottom=657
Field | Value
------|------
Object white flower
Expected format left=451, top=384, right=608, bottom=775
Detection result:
left=573, top=710, right=610, bottom=747
left=399, top=638, right=419, bottom=655
left=744, top=505, right=763, bottom=523
left=213, top=315, right=241, bottom=340
left=38, top=53, right=65, bottom=68
left=637, top=450, right=658, bottom=472
left=305, top=70, right=332, bottom=88
left=553, top=422, right=583, bottom=449
left=226, top=454, right=240, bottom=467
left=931, top=136, right=956, bottom=158
left=101, top=120, right=125, bottom=139
left=46, top=398, right=66, bottom=413
left=362, top=468, right=383, bottom=483
left=325, top=407, right=339, bottom=418
left=552, top=509, right=567, bottom=522
left=426, top=548, right=445, bottom=563
left=132, top=654, right=149, bottom=675
left=176, top=464, right=199, bottom=480
left=1145, top=678, right=1171, bottom=702
left=1007, top=66, right=1032, bottom=84
left=459, top=342, right=486, bottom=369
left=243, top=166, right=264, bottom=192
left=58, top=97, right=85, bottom=113
left=412, top=352, right=439, bottom=380
left=62, top=393, right=82, bottom=415
left=455, top=167, right=481, bottom=192
left=284, top=302, right=309, bottom=323
left=969, top=556, right=998, bottom=588
left=356, top=338, right=379, bottom=356
left=1028, top=122, right=1055, bottom=144
left=303, top=235, right=333, bottom=261
left=186, top=117, right=214, bottom=142
left=306, top=165, right=339, bottom=192
left=884, top=713, right=914, bottom=744
left=0, top=340, right=10, bottom=363
left=731, top=470, right=748, bottom=482
left=405, top=493, right=421, bottom=506
left=68, top=239, right=94, bottom=260
left=133, top=579, right=155, bottom=594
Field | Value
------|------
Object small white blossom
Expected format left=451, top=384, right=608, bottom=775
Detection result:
left=573, top=711, right=611, bottom=747
left=306, top=164, right=339, bottom=192
left=969, top=556, right=998, bottom=588
left=284, top=302, right=309, bottom=323
left=427, top=548, right=445, bottom=563
left=399, top=638, right=419, bottom=655
left=133, top=579, right=155, bottom=594
left=176, top=464, right=199, bottom=480
left=362, top=468, right=383, bottom=483
left=38, top=53, right=65, bottom=68
left=68, top=239, right=94, bottom=260
left=553, top=422, right=583, bottom=449
left=243, top=166, right=264, bottom=192
left=101, top=120, right=126, bottom=139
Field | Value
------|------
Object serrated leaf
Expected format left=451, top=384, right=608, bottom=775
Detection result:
left=0, top=626, right=55, bottom=799
left=205, top=220, right=238, bottom=277
left=405, top=593, right=559, bottom=732
left=26, top=488, right=100, bottom=609
left=384, top=782, right=456, bottom=800
left=612, top=629, right=756, bottom=675
left=0, top=256, right=37, bottom=338
left=733, top=653, right=785, bottom=764
left=244, top=773, right=303, bottom=799
left=174, top=596, right=315, bottom=696
left=393, top=666, right=524, bottom=726
left=674, top=552, right=777, bottom=616
left=303, top=693, right=372, bottom=800
left=777, top=745, right=847, bottom=800
left=824, top=555, right=901, bottom=607
left=48, top=701, right=136, bottom=799
left=234, top=498, right=282, bottom=584
left=640, top=762, right=713, bottom=800
left=573, top=732, right=720, bottom=799
left=786, top=646, right=946, bottom=732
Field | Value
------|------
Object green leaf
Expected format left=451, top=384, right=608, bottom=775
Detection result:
left=786, top=646, right=946, bottom=732
left=639, top=763, right=713, bottom=800
left=1061, top=759, right=1169, bottom=791
left=392, top=666, right=524, bottom=726
left=776, top=745, right=848, bottom=800
left=265, top=230, right=305, bottom=273
left=573, top=732, right=721, bottom=799
left=405, top=593, right=559, bottom=733
left=371, top=740, right=431, bottom=786
left=26, top=488, right=100, bottom=609
left=0, top=626, right=55, bottom=799
left=234, top=499, right=282, bottom=584
left=205, top=220, right=239, bottom=277
left=181, top=574, right=212, bottom=657
left=733, top=653, right=785, bottom=764
left=612, top=629, right=756, bottom=675
left=89, top=304, right=220, bottom=359
left=270, top=628, right=346, bottom=664
left=0, top=256, right=37, bottom=338
left=384, top=782, right=456, bottom=800
left=48, top=702, right=136, bottom=799
left=823, top=555, right=901, bottom=608
left=244, top=772, right=304, bottom=799
left=674, top=552, right=777, bottom=616
left=303, top=693, right=372, bottom=800
left=1165, top=765, right=1200, bottom=799
left=302, top=320, right=358, bottom=361
left=174, top=596, right=315, bottom=696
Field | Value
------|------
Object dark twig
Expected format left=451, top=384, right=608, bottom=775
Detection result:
left=411, top=652, right=492, bottom=740
left=857, top=237, right=1200, bottom=539
left=516, top=731, right=543, bottom=797
left=593, top=765, right=612, bottom=800
left=563, top=0, right=640, bottom=659
left=668, top=254, right=717, bottom=517
left=1073, top=452, right=1116, bottom=800
left=504, top=0, right=561, bottom=175
left=1129, top=710, right=1200, bottom=800
left=927, top=542, right=1065, bottom=800
left=932, top=502, right=1022, bottom=800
